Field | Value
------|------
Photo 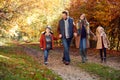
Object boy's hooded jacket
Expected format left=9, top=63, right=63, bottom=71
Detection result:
left=40, top=31, right=54, bottom=50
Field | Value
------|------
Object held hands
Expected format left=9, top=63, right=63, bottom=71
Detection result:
left=74, top=33, right=77, bottom=37
left=59, top=33, right=77, bottom=38
left=59, top=34, right=62, bottom=38
left=41, top=48, right=44, bottom=50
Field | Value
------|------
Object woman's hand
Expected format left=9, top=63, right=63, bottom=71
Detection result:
left=74, top=33, right=77, bottom=37
left=59, top=34, right=62, bottom=38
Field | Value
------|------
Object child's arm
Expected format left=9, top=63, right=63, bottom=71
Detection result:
left=90, top=30, right=96, bottom=40
left=95, top=31, right=99, bottom=41
left=51, top=33, right=58, bottom=40
left=40, top=34, right=44, bottom=50
left=106, top=35, right=110, bottom=47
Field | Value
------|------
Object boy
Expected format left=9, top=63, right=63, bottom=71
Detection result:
left=40, top=26, right=54, bottom=65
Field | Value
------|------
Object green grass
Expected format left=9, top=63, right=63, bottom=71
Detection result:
left=22, top=43, right=41, bottom=51
left=78, top=63, right=120, bottom=80
left=0, top=45, right=62, bottom=80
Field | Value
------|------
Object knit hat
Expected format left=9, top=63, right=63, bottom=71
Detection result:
left=46, top=26, right=52, bottom=30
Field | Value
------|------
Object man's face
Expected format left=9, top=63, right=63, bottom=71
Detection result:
left=62, top=13, right=67, bottom=20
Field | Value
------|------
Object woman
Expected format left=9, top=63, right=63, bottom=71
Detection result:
left=76, top=14, right=95, bottom=63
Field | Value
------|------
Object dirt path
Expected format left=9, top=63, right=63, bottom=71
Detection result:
left=21, top=46, right=120, bottom=80
left=21, top=46, right=99, bottom=80
left=47, top=51, right=99, bottom=80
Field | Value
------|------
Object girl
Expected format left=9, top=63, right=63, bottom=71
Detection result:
left=40, top=26, right=54, bottom=65
left=96, top=26, right=110, bottom=63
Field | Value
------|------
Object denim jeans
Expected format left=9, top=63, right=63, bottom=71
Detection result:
left=62, top=38, right=72, bottom=62
left=44, top=49, right=49, bottom=62
left=79, top=38, right=87, bottom=62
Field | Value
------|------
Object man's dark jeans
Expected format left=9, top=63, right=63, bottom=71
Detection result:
left=62, top=38, right=72, bottom=62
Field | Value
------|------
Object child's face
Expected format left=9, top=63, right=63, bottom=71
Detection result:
left=98, top=28, right=104, bottom=35
left=99, top=29, right=102, bottom=33
left=46, top=28, right=50, bottom=33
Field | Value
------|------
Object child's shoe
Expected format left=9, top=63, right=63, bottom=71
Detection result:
left=44, top=62, right=48, bottom=65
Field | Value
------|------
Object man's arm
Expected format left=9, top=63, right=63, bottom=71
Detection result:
left=73, top=22, right=77, bottom=33
left=73, top=22, right=77, bottom=37
left=57, top=21, right=61, bottom=34
left=57, top=21, right=62, bottom=38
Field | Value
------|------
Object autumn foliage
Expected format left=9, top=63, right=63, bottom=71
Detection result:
left=68, top=0, right=120, bottom=51
left=0, top=0, right=120, bottom=51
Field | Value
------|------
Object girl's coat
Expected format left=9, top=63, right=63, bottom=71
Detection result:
left=96, top=26, right=110, bottom=49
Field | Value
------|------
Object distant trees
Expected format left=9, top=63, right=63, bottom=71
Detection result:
left=0, top=0, right=119, bottom=50
left=0, top=0, right=70, bottom=42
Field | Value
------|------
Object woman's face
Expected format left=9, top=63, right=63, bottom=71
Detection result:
left=46, top=28, right=50, bottom=33
left=80, top=14, right=85, bottom=20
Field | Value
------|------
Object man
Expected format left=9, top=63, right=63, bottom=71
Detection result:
left=57, top=10, right=77, bottom=65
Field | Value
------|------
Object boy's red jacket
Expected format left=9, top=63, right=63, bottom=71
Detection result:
left=40, top=32, right=55, bottom=50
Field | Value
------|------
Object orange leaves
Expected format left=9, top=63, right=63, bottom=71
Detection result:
left=69, top=0, right=120, bottom=27
left=68, top=0, right=120, bottom=50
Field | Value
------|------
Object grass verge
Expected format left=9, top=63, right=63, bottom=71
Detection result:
left=78, top=63, right=120, bottom=80
left=0, top=45, right=62, bottom=80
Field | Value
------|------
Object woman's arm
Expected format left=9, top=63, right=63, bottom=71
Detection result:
left=90, top=30, right=96, bottom=37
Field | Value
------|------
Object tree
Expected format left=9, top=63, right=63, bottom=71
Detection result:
left=68, top=0, right=120, bottom=50
left=0, top=0, right=70, bottom=42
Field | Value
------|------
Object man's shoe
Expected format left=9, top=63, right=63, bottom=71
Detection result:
left=65, top=62, right=70, bottom=65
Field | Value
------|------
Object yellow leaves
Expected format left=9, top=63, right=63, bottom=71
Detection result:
left=0, top=0, right=5, bottom=8
left=0, top=0, right=71, bottom=41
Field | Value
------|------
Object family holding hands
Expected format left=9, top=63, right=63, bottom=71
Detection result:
left=40, top=10, right=110, bottom=65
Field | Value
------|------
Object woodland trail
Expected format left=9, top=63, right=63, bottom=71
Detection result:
left=21, top=45, right=120, bottom=80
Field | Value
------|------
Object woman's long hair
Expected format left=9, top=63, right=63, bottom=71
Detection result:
left=80, top=14, right=88, bottom=26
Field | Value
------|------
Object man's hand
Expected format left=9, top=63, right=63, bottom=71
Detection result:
left=59, top=34, right=62, bottom=38
left=74, top=33, right=77, bottom=37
